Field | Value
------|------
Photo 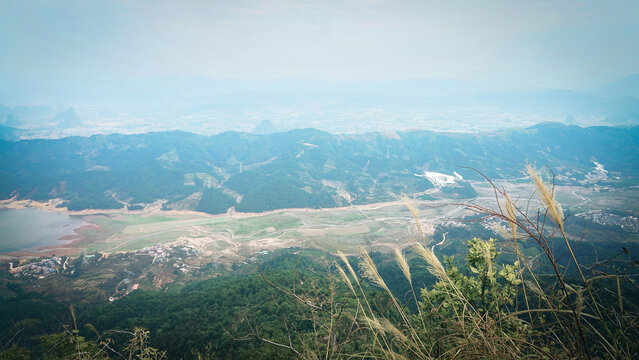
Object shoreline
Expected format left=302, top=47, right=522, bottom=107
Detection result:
left=0, top=202, right=109, bottom=259
left=0, top=196, right=456, bottom=260
left=0, top=222, right=103, bottom=260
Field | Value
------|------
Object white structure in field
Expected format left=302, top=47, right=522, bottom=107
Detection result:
left=417, top=170, right=463, bottom=188
left=585, top=161, right=609, bottom=182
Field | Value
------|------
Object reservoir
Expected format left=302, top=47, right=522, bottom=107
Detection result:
left=0, top=208, right=86, bottom=253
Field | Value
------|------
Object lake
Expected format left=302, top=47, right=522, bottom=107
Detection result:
left=0, top=208, right=86, bottom=253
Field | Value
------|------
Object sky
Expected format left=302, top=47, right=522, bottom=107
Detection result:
left=0, top=0, right=638, bottom=106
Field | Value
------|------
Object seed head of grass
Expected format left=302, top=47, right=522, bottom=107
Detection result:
left=575, top=288, right=584, bottom=317
left=527, top=165, right=564, bottom=230
left=337, top=250, right=358, bottom=281
left=404, top=199, right=425, bottom=241
left=394, top=248, right=412, bottom=285
left=360, top=247, right=389, bottom=291
left=524, top=280, right=541, bottom=294
left=366, top=316, right=410, bottom=345
left=336, top=265, right=355, bottom=293
left=413, top=242, right=449, bottom=282
left=504, top=193, right=518, bottom=241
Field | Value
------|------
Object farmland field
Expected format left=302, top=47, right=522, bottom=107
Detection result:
left=3, top=182, right=639, bottom=263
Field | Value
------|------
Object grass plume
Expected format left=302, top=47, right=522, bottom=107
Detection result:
left=527, top=165, right=564, bottom=229
left=336, top=265, right=355, bottom=293
left=337, top=250, right=358, bottom=281
left=412, top=242, right=448, bottom=283
left=394, top=248, right=412, bottom=285
left=503, top=193, right=518, bottom=241
left=359, top=247, right=389, bottom=291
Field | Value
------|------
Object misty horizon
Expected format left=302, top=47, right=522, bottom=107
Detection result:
left=1, top=1, right=638, bottom=136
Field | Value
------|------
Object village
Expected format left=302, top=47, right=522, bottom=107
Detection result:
left=577, top=210, right=639, bottom=232
left=9, top=255, right=68, bottom=279
left=7, top=243, right=202, bottom=286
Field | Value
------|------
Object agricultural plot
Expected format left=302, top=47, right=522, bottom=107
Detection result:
left=68, top=201, right=469, bottom=263
left=18, top=182, right=637, bottom=264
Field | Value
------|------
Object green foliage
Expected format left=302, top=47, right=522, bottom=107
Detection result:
left=0, top=345, right=29, bottom=360
left=83, top=258, right=318, bottom=359
left=440, top=179, right=477, bottom=198
left=236, top=178, right=336, bottom=212
left=65, top=195, right=123, bottom=211
left=124, top=328, right=166, bottom=360
left=421, top=238, right=521, bottom=321
left=39, top=325, right=166, bottom=360
left=3, top=242, right=639, bottom=359
left=69, top=253, right=390, bottom=359
left=0, top=292, right=67, bottom=351
left=40, top=329, right=107, bottom=360
left=195, top=188, right=236, bottom=214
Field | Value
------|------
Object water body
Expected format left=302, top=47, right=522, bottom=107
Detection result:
left=0, top=208, right=86, bottom=253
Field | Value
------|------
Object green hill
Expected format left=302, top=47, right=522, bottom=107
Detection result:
left=0, top=123, right=637, bottom=212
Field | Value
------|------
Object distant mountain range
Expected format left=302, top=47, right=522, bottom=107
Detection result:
left=0, top=123, right=637, bottom=213
left=1, top=75, right=638, bottom=136
left=597, top=74, right=639, bottom=100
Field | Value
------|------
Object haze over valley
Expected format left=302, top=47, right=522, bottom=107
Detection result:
left=2, top=75, right=639, bottom=139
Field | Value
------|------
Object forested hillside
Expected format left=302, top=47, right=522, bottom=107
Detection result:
left=1, top=123, right=637, bottom=212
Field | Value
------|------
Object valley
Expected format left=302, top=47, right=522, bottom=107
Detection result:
left=2, top=127, right=638, bottom=359
left=3, top=179, right=638, bottom=262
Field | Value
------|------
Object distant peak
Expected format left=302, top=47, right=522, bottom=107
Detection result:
left=251, top=120, right=279, bottom=134
left=54, top=107, right=82, bottom=128
left=527, top=121, right=568, bottom=130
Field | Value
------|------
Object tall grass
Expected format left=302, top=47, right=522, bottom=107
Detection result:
left=256, top=166, right=639, bottom=359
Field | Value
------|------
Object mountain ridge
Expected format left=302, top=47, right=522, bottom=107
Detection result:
left=1, top=122, right=637, bottom=213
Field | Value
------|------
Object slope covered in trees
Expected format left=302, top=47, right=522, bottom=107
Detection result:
left=0, top=123, right=637, bottom=212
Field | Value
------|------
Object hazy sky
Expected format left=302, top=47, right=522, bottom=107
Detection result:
left=1, top=0, right=638, bottom=94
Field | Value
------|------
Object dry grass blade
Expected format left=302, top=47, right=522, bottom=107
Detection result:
left=527, top=167, right=610, bottom=343
left=387, top=350, right=410, bottom=360
left=404, top=198, right=426, bottom=241
left=365, top=316, right=410, bottom=344
left=336, top=265, right=355, bottom=293
left=337, top=251, right=358, bottom=282
left=575, top=288, right=584, bottom=317
left=359, top=247, right=389, bottom=291
left=413, top=242, right=449, bottom=283
left=504, top=193, right=518, bottom=241
left=526, top=165, right=564, bottom=229
left=394, top=248, right=412, bottom=285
